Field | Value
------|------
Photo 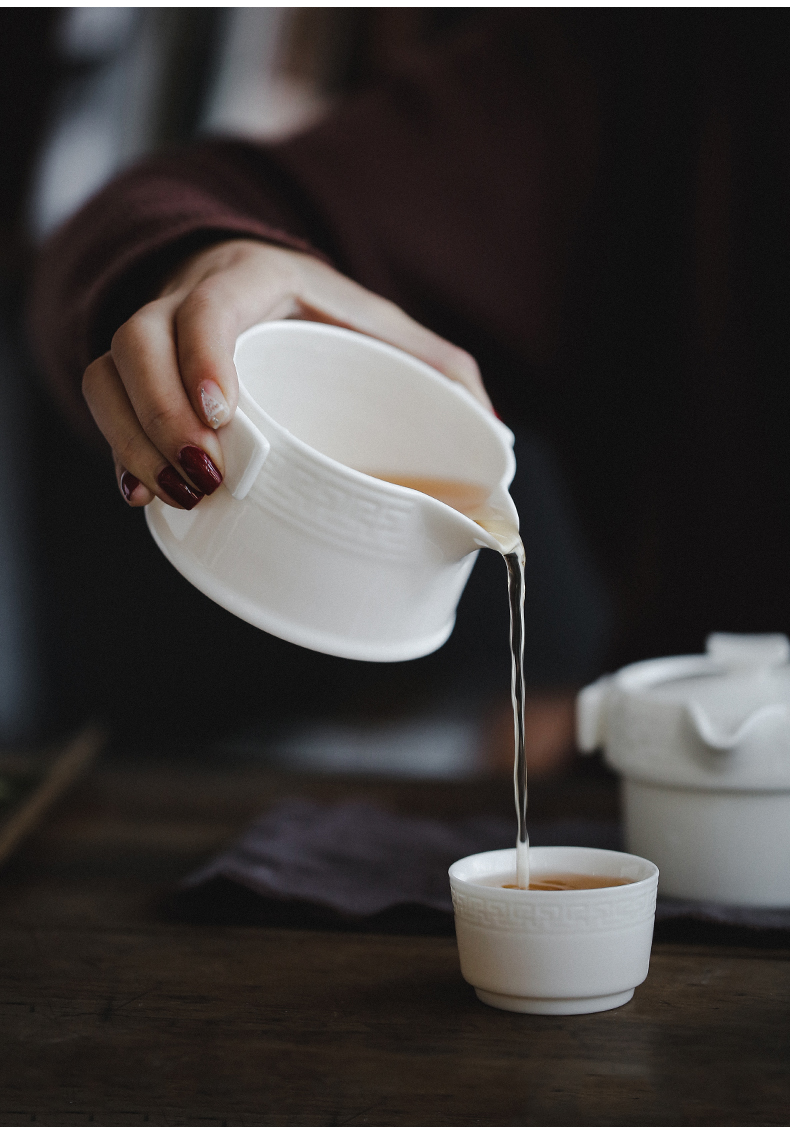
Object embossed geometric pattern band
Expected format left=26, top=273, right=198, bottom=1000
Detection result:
left=254, top=445, right=418, bottom=561
left=451, top=885, right=657, bottom=934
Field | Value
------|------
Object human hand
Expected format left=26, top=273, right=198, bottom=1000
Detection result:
left=81, top=239, right=493, bottom=508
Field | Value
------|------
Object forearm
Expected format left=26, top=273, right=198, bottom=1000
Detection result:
left=28, top=139, right=327, bottom=435
left=29, top=9, right=574, bottom=439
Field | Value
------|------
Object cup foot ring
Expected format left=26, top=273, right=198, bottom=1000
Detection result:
left=474, top=987, right=635, bottom=1015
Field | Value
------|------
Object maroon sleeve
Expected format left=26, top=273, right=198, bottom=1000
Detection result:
left=27, top=140, right=335, bottom=433
left=28, top=12, right=597, bottom=434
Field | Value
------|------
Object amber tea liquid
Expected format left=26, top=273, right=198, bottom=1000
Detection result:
left=367, top=475, right=491, bottom=516
left=501, top=873, right=633, bottom=891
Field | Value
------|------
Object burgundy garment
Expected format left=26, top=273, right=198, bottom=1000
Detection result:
left=28, top=10, right=790, bottom=665
left=31, top=13, right=592, bottom=431
left=28, top=142, right=324, bottom=435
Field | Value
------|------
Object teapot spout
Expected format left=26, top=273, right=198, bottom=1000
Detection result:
left=686, top=700, right=788, bottom=751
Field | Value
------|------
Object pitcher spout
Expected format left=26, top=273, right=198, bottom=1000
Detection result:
left=417, top=480, right=520, bottom=561
left=468, top=484, right=521, bottom=554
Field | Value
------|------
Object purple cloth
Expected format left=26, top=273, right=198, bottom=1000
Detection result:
left=183, top=799, right=511, bottom=917
left=180, top=799, right=790, bottom=933
left=654, top=897, right=790, bottom=930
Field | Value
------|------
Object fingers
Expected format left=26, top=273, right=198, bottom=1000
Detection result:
left=166, top=241, right=494, bottom=417
left=108, top=303, right=225, bottom=497
left=113, top=456, right=152, bottom=507
left=294, top=256, right=494, bottom=412
left=170, top=242, right=301, bottom=427
left=85, top=239, right=496, bottom=518
left=83, top=352, right=205, bottom=509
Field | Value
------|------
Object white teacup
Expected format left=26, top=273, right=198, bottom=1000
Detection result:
left=145, top=320, right=518, bottom=662
left=449, top=846, right=659, bottom=1015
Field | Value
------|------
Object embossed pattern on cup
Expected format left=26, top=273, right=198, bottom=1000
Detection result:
left=449, top=846, right=659, bottom=1015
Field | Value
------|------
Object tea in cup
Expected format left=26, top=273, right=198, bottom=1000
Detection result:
left=449, top=845, right=659, bottom=1015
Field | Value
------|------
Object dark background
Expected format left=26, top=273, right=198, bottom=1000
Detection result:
left=2, top=8, right=788, bottom=755
left=0, top=8, right=608, bottom=752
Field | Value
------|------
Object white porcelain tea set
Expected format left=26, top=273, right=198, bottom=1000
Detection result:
left=578, top=632, right=790, bottom=907
left=143, top=318, right=787, bottom=1014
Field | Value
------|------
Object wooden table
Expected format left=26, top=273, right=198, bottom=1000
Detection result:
left=0, top=748, right=788, bottom=1126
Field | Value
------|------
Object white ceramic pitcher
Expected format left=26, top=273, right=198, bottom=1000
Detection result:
left=146, top=320, right=518, bottom=662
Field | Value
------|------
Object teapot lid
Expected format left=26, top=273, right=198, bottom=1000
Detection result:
left=578, top=634, right=790, bottom=789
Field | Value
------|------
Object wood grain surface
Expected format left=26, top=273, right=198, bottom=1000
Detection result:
left=0, top=750, right=788, bottom=1126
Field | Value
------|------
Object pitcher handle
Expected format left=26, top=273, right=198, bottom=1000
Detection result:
left=218, top=407, right=271, bottom=500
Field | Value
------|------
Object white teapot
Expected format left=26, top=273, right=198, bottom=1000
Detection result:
left=146, top=320, right=519, bottom=662
left=578, top=633, right=790, bottom=906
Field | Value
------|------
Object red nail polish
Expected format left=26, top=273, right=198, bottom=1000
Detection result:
left=120, top=471, right=141, bottom=502
left=178, top=445, right=222, bottom=495
left=157, top=465, right=204, bottom=510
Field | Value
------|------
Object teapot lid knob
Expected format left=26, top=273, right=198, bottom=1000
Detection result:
left=706, top=632, right=790, bottom=669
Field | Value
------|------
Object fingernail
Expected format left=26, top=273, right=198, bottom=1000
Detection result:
left=120, top=471, right=141, bottom=502
left=199, top=380, right=230, bottom=428
left=178, top=445, right=222, bottom=495
left=156, top=465, right=204, bottom=510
